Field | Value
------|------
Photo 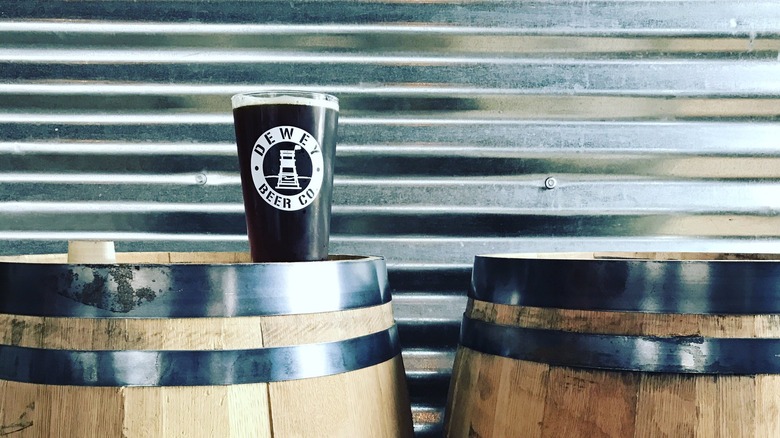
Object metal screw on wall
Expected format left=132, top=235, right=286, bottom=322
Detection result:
left=544, top=177, right=557, bottom=190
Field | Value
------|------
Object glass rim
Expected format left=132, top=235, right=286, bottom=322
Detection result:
left=231, top=90, right=339, bottom=111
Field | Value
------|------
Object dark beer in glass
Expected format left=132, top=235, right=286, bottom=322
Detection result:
left=232, top=91, right=338, bottom=262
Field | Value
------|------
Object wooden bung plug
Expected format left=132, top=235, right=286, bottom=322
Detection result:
left=67, top=240, right=117, bottom=264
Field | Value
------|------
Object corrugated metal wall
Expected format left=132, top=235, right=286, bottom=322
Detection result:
left=2, top=1, right=780, bottom=435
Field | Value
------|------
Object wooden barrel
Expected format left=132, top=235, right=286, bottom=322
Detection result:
left=0, top=252, right=413, bottom=437
left=445, top=252, right=780, bottom=438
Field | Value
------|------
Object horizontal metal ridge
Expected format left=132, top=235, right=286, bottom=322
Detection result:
left=0, top=141, right=234, bottom=155
left=334, top=238, right=780, bottom=265
left=5, top=143, right=780, bottom=158
left=0, top=232, right=251, bottom=242
left=329, top=180, right=779, bottom=214
left=3, top=236, right=780, bottom=266
left=3, top=102, right=779, bottom=122
left=0, top=202, right=242, bottom=213
left=3, top=114, right=780, bottom=132
left=4, top=114, right=780, bottom=129
left=3, top=51, right=780, bottom=67
left=3, top=212, right=779, bottom=239
left=3, top=119, right=780, bottom=152
left=0, top=201, right=631, bottom=215
left=0, top=113, right=230, bottom=124
left=401, top=349, right=456, bottom=378
left=2, top=1, right=780, bottom=34
left=0, top=174, right=226, bottom=184
left=6, top=82, right=780, bottom=97
left=5, top=35, right=779, bottom=60
left=2, top=20, right=779, bottom=36
left=2, top=62, right=779, bottom=99
left=3, top=180, right=779, bottom=213
left=393, top=295, right=467, bottom=324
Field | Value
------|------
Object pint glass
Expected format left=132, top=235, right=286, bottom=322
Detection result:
left=232, top=91, right=339, bottom=262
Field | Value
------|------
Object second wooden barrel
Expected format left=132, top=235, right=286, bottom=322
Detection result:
left=445, top=252, right=780, bottom=438
left=0, top=252, right=413, bottom=437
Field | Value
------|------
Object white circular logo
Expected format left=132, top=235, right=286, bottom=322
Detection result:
left=250, top=125, right=324, bottom=212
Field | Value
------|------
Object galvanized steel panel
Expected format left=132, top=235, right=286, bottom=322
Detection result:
left=2, top=1, right=780, bottom=435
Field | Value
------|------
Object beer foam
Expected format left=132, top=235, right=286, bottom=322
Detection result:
left=232, top=92, right=339, bottom=111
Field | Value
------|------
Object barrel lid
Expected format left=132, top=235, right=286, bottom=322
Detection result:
left=470, top=252, right=780, bottom=314
left=0, top=252, right=390, bottom=318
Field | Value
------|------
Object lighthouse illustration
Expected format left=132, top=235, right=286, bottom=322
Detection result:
left=251, top=125, right=323, bottom=212
left=275, top=145, right=302, bottom=190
